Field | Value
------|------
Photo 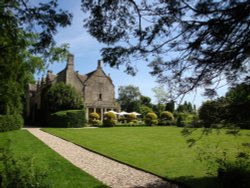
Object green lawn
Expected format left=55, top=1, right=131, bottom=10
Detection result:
left=0, top=130, right=107, bottom=188
left=43, top=127, right=250, bottom=188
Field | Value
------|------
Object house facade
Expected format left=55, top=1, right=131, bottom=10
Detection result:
left=26, top=54, right=120, bottom=122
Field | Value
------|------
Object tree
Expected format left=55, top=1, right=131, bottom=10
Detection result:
left=118, top=85, right=141, bottom=112
left=198, top=100, right=224, bottom=127
left=140, top=95, right=152, bottom=107
left=198, top=83, right=250, bottom=128
left=45, top=83, right=83, bottom=113
left=82, top=0, right=250, bottom=98
left=176, top=101, right=194, bottom=113
left=0, top=0, right=72, bottom=116
left=165, top=100, right=175, bottom=113
left=152, top=86, right=169, bottom=104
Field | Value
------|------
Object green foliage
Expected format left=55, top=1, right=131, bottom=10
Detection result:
left=198, top=83, right=250, bottom=129
left=165, top=100, right=175, bottom=113
left=159, top=111, right=174, bottom=126
left=48, top=110, right=86, bottom=128
left=89, top=112, right=101, bottom=126
left=197, top=145, right=250, bottom=188
left=46, top=83, right=84, bottom=113
left=176, top=113, right=199, bottom=128
left=138, top=105, right=153, bottom=117
left=118, top=85, right=141, bottom=112
left=161, top=111, right=174, bottom=121
left=145, top=112, right=158, bottom=126
left=224, top=83, right=250, bottom=128
left=0, top=0, right=71, bottom=116
left=140, top=95, right=152, bottom=107
left=0, top=114, right=23, bottom=132
left=217, top=152, right=250, bottom=188
left=89, top=112, right=100, bottom=120
left=152, top=103, right=165, bottom=117
left=152, top=86, right=168, bottom=104
left=177, top=101, right=195, bottom=113
left=103, top=112, right=117, bottom=127
left=199, top=101, right=223, bottom=127
left=127, top=113, right=137, bottom=123
left=82, top=1, right=249, bottom=98
left=0, top=146, right=49, bottom=188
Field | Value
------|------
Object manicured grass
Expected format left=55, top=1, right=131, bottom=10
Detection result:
left=0, top=130, right=107, bottom=188
left=43, top=127, right=250, bottom=188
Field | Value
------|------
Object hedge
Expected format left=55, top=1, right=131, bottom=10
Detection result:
left=48, top=110, right=86, bottom=128
left=0, top=114, right=23, bottom=132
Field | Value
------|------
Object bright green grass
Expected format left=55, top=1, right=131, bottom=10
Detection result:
left=43, top=127, right=250, bottom=188
left=0, top=130, right=107, bottom=188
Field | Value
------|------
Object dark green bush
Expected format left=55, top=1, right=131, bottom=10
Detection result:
left=48, top=110, right=86, bottom=128
left=103, top=112, right=117, bottom=127
left=45, top=83, right=84, bottom=113
left=217, top=152, right=250, bottom=188
left=0, top=114, right=23, bottom=132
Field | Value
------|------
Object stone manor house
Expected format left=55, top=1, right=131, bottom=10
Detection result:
left=26, top=54, right=120, bottom=122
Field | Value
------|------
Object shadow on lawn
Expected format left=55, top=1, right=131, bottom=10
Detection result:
left=173, top=176, right=222, bottom=188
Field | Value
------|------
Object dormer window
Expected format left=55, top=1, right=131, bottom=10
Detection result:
left=99, top=93, right=102, bottom=101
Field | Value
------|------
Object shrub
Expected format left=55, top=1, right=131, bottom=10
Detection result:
left=175, top=113, right=199, bottom=127
left=45, top=83, right=84, bottom=113
left=217, top=152, right=250, bottom=188
left=127, top=113, right=137, bottom=123
left=89, top=112, right=100, bottom=120
left=0, top=114, right=23, bottom=132
left=89, top=112, right=101, bottom=126
left=48, top=110, right=86, bottom=127
left=159, top=111, right=174, bottom=126
left=0, top=146, right=49, bottom=188
left=103, top=112, right=117, bottom=127
left=145, top=112, right=158, bottom=126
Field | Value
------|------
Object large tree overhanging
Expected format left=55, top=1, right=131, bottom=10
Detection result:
left=82, top=0, right=250, bottom=98
left=0, top=0, right=72, bottom=115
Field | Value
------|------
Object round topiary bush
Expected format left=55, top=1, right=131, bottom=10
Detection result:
left=103, top=112, right=117, bottom=127
left=127, top=113, right=137, bottom=123
left=160, top=111, right=174, bottom=126
left=145, top=112, right=158, bottom=126
left=89, top=112, right=101, bottom=126
left=161, top=111, right=174, bottom=121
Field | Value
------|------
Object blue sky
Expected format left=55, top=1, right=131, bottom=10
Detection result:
left=36, top=0, right=228, bottom=107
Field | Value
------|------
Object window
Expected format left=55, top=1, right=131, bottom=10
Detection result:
left=99, top=93, right=102, bottom=101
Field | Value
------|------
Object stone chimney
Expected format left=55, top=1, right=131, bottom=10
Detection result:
left=67, top=53, right=74, bottom=69
left=97, top=60, right=102, bottom=69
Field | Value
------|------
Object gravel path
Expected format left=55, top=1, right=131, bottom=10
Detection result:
left=26, top=128, right=178, bottom=188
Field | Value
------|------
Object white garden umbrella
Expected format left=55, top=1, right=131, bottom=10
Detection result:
left=130, top=112, right=141, bottom=116
left=119, top=111, right=129, bottom=116
left=104, top=110, right=119, bottom=114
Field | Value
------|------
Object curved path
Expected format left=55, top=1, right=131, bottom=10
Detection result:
left=26, top=128, right=178, bottom=188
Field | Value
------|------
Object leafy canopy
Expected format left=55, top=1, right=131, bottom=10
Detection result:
left=0, top=0, right=72, bottom=115
left=82, top=0, right=250, bottom=98
left=46, top=83, right=84, bottom=113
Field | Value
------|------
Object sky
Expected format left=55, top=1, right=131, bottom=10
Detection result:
left=35, top=0, right=228, bottom=107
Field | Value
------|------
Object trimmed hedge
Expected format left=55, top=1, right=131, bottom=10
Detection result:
left=0, top=114, right=23, bottom=132
left=48, top=110, right=86, bottom=128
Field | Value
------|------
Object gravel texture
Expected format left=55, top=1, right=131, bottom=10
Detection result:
left=26, top=128, right=178, bottom=188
